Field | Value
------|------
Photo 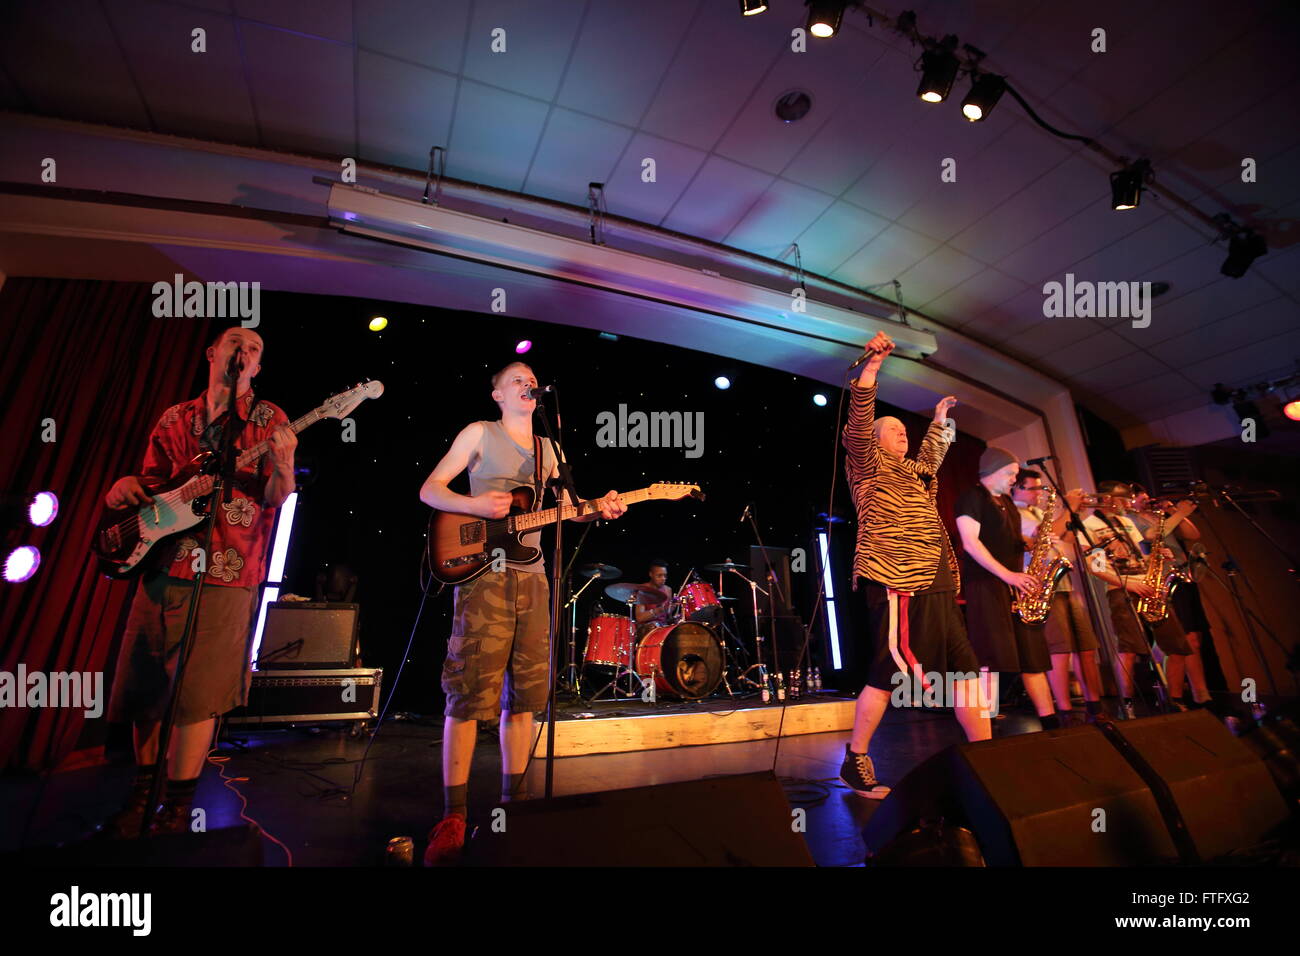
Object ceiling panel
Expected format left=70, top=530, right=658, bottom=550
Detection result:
left=659, top=155, right=775, bottom=243
left=445, top=81, right=549, bottom=191
left=355, top=0, right=470, bottom=72
left=1150, top=297, right=1295, bottom=370
left=555, top=0, right=696, bottom=126
left=831, top=223, right=942, bottom=288
left=1181, top=326, right=1300, bottom=390
left=920, top=266, right=1030, bottom=322
left=232, top=0, right=352, bottom=42
left=109, top=0, right=256, bottom=143
left=357, top=51, right=457, bottom=170
left=0, top=0, right=150, bottom=128
left=895, top=244, right=991, bottom=308
left=523, top=108, right=634, bottom=207
left=601, top=132, right=707, bottom=226
left=724, top=179, right=835, bottom=260
left=1040, top=329, right=1137, bottom=377
left=461, top=0, right=586, bottom=102
left=240, top=22, right=355, bottom=155
left=789, top=201, right=890, bottom=274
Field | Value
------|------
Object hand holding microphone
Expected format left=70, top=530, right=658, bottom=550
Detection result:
left=850, top=331, right=895, bottom=372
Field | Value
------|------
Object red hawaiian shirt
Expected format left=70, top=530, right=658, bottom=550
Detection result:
left=137, top=389, right=290, bottom=588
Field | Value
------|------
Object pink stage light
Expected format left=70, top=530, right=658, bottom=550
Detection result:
left=29, top=492, right=58, bottom=527
left=515, top=340, right=532, bottom=354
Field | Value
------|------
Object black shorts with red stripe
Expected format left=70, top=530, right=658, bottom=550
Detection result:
left=857, top=578, right=980, bottom=693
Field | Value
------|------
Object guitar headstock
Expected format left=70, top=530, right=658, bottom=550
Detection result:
left=319, top=380, right=385, bottom=419
left=647, top=482, right=704, bottom=501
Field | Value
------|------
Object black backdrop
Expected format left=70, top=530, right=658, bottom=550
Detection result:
left=241, top=291, right=987, bottom=713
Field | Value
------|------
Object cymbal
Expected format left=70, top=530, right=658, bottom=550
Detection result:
left=702, top=560, right=751, bottom=573
left=579, top=562, right=621, bottom=580
left=604, top=582, right=667, bottom=605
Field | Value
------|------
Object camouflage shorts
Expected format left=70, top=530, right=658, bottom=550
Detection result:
left=442, top=569, right=551, bottom=721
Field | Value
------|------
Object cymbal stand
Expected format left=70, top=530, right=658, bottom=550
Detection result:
left=561, top=573, right=602, bottom=694
left=729, top=567, right=770, bottom=698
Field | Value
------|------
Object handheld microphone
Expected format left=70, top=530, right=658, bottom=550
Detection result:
left=1026, top=455, right=1056, bottom=466
left=226, top=347, right=244, bottom=377
left=523, top=385, right=554, bottom=400
left=848, top=345, right=883, bottom=371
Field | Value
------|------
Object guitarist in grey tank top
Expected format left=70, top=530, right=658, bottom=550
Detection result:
left=418, top=360, right=626, bottom=865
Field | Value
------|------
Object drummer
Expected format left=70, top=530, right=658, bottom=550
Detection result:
left=634, top=561, right=675, bottom=638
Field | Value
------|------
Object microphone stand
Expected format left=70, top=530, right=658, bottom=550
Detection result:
left=142, top=353, right=247, bottom=833
left=557, top=521, right=595, bottom=695
left=532, top=389, right=580, bottom=802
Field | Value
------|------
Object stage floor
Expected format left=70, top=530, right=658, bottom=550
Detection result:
left=3, top=701, right=1065, bottom=867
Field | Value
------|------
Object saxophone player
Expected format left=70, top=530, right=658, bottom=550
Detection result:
left=1012, top=471, right=1107, bottom=723
left=1077, top=481, right=1193, bottom=719
left=1129, top=489, right=1215, bottom=711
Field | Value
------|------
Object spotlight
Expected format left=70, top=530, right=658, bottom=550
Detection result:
left=515, top=340, right=532, bottom=354
left=739, top=0, right=768, bottom=14
left=813, top=393, right=828, bottom=407
left=960, top=73, right=1005, bottom=121
left=4, top=546, right=40, bottom=583
left=715, top=376, right=732, bottom=390
left=1221, top=229, right=1267, bottom=279
left=368, top=316, right=388, bottom=331
left=806, top=1, right=845, bottom=38
left=1284, top=400, right=1300, bottom=422
left=1110, top=159, right=1150, bottom=211
left=917, top=47, right=959, bottom=103
left=29, top=492, right=58, bottom=527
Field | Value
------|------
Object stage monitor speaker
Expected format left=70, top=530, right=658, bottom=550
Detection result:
left=259, top=601, right=359, bottom=668
left=864, top=723, right=1178, bottom=866
left=862, top=711, right=1290, bottom=866
left=465, top=771, right=814, bottom=866
left=1106, top=709, right=1290, bottom=862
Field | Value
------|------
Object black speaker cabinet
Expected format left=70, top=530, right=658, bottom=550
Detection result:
left=225, top=667, right=382, bottom=727
left=863, top=710, right=1290, bottom=866
left=465, top=771, right=814, bottom=866
left=258, top=601, right=359, bottom=668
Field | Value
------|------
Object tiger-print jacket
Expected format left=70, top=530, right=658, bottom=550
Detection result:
left=842, top=382, right=961, bottom=593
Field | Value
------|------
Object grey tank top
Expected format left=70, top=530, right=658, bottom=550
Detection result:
left=468, top=420, right=558, bottom=573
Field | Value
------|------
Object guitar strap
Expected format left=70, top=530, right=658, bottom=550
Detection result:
left=532, top=435, right=544, bottom=509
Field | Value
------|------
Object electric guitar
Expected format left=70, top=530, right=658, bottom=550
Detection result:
left=428, top=481, right=703, bottom=585
left=93, top=380, right=384, bottom=578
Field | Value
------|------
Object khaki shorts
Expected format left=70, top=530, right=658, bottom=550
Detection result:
left=442, top=569, right=551, bottom=721
left=108, top=574, right=255, bottom=726
left=1106, top=589, right=1192, bottom=656
left=1043, top=591, right=1101, bottom=655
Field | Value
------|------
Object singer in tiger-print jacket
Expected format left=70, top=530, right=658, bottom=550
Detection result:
left=836, top=331, right=989, bottom=803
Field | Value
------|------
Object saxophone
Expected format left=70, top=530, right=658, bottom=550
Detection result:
left=1134, top=509, right=1188, bottom=623
left=1013, top=488, right=1072, bottom=624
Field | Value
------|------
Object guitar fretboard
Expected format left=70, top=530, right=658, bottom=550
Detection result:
left=508, top=486, right=659, bottom=531
left=181, top=409, right=319, bottom=502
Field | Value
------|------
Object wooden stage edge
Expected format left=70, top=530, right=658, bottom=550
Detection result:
left=530, top=697, right=856, bottom=758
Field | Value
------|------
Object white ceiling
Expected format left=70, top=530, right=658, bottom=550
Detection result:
left=1, top=0, right=1298, bottom=431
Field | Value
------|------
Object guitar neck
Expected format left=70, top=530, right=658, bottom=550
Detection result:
left=510, top=486, right=658, bottom=531
left=183, top=410, right=317, bottom=501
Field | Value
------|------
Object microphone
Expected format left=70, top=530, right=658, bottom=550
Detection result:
left=226, top=347, right=244, bottom=378
left=1026, top=455, right=1056, bottom=466
left=739, top=503, right=752, bottom=524
left=523, top=385, right=554, bottom=400
left=848, top=344, right=883, bottom=371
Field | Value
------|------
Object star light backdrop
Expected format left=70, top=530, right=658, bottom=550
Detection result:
left=248, top=291, right=990, bottom=712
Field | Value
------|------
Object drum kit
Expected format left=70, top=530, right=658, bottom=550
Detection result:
left=560, top=560, right=777, bottom=703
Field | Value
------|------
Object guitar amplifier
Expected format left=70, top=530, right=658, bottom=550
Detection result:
left=226, top=668, right=383, bottom=727
left=258, top=601, right=359, bottom=668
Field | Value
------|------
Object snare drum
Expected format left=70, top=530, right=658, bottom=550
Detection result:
left=635, top=622, right=725, bottom=700
left=584, top=613, right=633, bottom=668
left=679, top=580, right=722, bottom=625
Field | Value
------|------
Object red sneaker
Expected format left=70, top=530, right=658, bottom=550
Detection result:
left=423, top=813, right=466, bottom=867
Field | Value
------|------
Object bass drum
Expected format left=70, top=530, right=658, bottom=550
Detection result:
left=635, top=622, right=724, bottom=700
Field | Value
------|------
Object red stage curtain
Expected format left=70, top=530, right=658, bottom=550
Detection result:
left=0, top=278, right=214, bottom=771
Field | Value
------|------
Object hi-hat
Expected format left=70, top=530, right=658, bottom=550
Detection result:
left=604, top=582, right=667, bottom=605
left=579, top=562, right=621, bottom=580
left=702, top=560, right=751, bottom=573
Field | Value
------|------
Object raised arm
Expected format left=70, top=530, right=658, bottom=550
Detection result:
left=844, top=332, right=893, bottom=484
left=915, top=395, right=957, bottom=475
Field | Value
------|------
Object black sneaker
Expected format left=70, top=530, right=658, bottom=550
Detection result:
left=91, top=796, right=151, bottom=840
left=840, top=744, right=890, bottom=800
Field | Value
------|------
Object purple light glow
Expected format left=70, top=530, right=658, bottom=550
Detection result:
left=515, top=340, right=532, bottom=354
left=29, top=492, right=58, bottom=527
left=4, top=546, right=40, bottom=583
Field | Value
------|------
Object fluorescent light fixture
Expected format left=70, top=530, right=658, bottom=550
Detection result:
left=250, top=586, right=280, bottom=667
left=819, top=532, right=842, bottom=670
